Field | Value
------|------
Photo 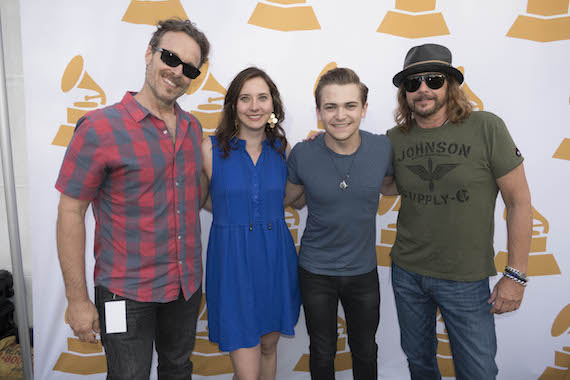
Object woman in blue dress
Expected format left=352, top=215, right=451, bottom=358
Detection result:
left=201, top=67, right=301, bottom=380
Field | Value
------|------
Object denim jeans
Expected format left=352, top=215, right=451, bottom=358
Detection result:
left=95, top=286, right=202, bottom=380
left=299, top=266, right=380, bottom=380
left=391, top=264, right=498, bottom=380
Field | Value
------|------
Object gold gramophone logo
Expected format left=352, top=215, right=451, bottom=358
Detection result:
left=286, top=207, right=302, bottom=253
left=376, top=195, right=400, bottom=268
left=539, top=304, right=570, bottom=379
left=52, top=307, right=106, bottom=375
left=457, top=66, right=483, bottom=111
left=495, top=205, right=561, bottom=276
left=294, top=315, right=352, bottom=372
left=377, top=0, right=450, bottom=38
left=52, top=55, right=107, bottom=148
left=307, top=62, right=338, bottom=138
left=435, top=310, right=456, bottom=377
left=553, top=97, right=570, bottom=162
left=507, top=0, right=570, bottom=42
left=186, top=60, right=226, bottom=138
left=248, top=0, right=320, bottom=31
left=554, top=138, right=570, bottom=161
left=191, top=293, right=233, bottom=376
left=122, top=0, right=189, bottom=26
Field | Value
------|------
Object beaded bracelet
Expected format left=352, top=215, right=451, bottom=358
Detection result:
left=505, top=269, right=527, bottom=282
left=504, top=271, right=527, bottom=286
left=503, top=271, right=527, bottom=287
left=504, top=267, right=528, bottom=283
left=505, top=265, right=527, bottom=280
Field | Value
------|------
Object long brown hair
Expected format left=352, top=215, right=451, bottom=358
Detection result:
left=394, top=76, right=473, bottom=132
left=215, top=67, right=287, bottom=158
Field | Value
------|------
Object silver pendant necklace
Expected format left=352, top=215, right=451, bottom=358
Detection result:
left=325, top=145, right=358, bottom=190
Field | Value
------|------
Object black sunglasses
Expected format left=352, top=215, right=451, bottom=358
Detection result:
left=153, top=47, right=201, bottom=79
left=403, top=73, right=446, bottom=92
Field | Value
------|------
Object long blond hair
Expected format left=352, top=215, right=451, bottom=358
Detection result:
left=394, top=77, right=473, bottom=132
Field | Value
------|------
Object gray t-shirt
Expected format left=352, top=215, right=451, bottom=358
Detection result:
left=287, top=130, right=393, bottom=276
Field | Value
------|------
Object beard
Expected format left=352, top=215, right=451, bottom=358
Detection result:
left=409, top=92, right=447, bottom=118
left=146, top=63, right=189, bottom=105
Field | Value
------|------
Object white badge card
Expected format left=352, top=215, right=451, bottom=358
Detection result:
left=104, top=300, right=127, bottom=334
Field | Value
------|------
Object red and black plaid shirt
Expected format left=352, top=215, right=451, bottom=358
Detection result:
left=56, top=92, right=202, bottom=302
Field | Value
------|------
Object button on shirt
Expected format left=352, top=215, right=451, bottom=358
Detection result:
left=56, top=92, right=202, bottom=302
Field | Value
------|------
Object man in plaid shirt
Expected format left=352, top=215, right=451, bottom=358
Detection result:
left=55, top=19, right=210, bottom=379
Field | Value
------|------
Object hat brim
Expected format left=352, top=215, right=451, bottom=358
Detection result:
left=393, top=63, right=464, bottom=87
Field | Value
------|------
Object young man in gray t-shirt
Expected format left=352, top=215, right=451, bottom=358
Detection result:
left=285, top=68, right=395, bottom=380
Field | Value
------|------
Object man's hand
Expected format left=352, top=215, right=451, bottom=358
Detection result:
left=488, top=277, right=525, bottom=314
left=303, top=131, right=324, bottom=142
left=67, top=299, right=100, bottom=343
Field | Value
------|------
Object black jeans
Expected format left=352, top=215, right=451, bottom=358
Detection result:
left=95, top=286, right=202, bottom=380
left=299, top=266, right=380, bottom=380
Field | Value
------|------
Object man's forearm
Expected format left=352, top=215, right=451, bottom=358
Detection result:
left=199, top=170, right=209, bottom=208
left=380, top=176, right=398, bottom=196
left=505, top=202, right=532, bottom=273
left=291, top=193, right=306, bottom=209
left=284, top=182, right=304, bottom=207
left=57, top=209, right=90, bottom=302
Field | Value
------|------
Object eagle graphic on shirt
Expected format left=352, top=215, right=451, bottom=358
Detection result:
left=406, top=157, right=459, bottom=192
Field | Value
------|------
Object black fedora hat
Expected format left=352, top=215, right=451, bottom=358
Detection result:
left=393, top=43, right=464, bottom=87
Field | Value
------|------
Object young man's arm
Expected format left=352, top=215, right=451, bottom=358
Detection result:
left=284, top=143, right=305, bottom=208
left=380, top=176, right=398, bottom=196
left=284, top=181, right=305, bottom=208
left=56, top=194, right=100, bottom=343
left=291, top=193, right=306, bottom=209
left=489, top=163, right=532, bottom=314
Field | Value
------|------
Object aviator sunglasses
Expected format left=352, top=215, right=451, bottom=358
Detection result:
left=403, top=73, right=446, bottom=93
left=153, top=47, right=201, bottom=79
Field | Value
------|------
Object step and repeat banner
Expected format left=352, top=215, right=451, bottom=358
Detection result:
left=21, top=0, right=569, bottom=379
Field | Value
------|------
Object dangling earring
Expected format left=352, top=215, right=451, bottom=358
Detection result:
left=267, top=113, right=278, bottom=129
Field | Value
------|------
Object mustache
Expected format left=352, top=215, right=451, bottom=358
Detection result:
left=162, top=72, right=184, bottom=86
left=414, top=94, right=437, bottom=101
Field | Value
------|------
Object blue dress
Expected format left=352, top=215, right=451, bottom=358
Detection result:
left=206, top=136, right=301, bottom=352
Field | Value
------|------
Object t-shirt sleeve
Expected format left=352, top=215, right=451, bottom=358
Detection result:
left=486, top=114, right=524, bottom=179
left=55, top=117, right=107, bottom=200
left=287, top=144, right=303, bottom=185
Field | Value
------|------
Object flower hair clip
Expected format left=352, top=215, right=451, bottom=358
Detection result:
left=267, top=113, right=278, bottom=129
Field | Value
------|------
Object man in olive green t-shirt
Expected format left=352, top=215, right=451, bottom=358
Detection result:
left=387, top=44, right=532, bottom=380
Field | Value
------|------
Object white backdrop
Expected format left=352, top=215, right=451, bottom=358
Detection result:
left=21, top=0, right=570, bottom=379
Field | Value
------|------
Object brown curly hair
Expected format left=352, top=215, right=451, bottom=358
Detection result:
left=394, top=76, right=473, bottom=132
left=215, top=67, right=287, bottom=158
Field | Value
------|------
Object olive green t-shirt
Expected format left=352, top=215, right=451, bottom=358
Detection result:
left=386, top=111, right=524, bottom=281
